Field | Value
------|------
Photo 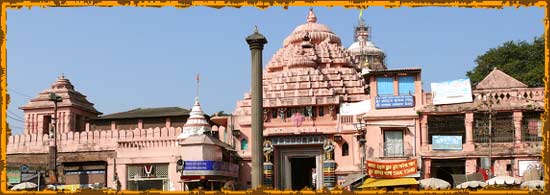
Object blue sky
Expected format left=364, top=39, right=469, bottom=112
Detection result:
left=6, top=6, right=544, bottom=134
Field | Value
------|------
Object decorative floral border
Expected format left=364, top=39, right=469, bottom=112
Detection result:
left=0, top=1, right=548, bottom=194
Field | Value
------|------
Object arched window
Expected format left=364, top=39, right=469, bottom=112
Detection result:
left=342, top=142, right=349, bottom=156
left=240, top=139, right=248, bottom=151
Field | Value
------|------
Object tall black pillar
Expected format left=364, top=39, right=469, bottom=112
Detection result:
left=246, top=26, right=267, bottom=189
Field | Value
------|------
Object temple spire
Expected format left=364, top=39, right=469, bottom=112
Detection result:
left=307, top=7, right=317, bottom=23
left=195, top=73, right=200, bottom=101
left=358, top=9, right=365, bottom=26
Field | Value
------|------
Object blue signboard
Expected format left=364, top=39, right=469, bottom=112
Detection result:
left=432, top=135, right=463, bottom=150
left=375, top=96, right=414, bottom=109
left=182, top=161, right=239, bottom=178
left=183, top=161, right=238, bottom=171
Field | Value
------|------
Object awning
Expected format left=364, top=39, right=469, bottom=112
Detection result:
left=340, top=174, right=367, bottom=188
left=358, top=178, right=418, bottom=188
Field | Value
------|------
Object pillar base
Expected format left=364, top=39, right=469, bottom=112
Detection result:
left=263, top=162, right=273, bottom=188
left=323, top=160, right=337, bottom=189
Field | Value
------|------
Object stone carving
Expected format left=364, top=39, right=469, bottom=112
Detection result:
left=328, top=105, right=336, bottom=119
left=263, top=108, right=270, bottom=122
left=306, top=106, right=313, bottom=118
left=323, top=139, right=335, bottom=160
left=263, top=140, right=274, bottom=163
left=278, top=108, right=287, bottom=121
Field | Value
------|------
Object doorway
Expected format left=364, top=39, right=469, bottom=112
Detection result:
left=431, top=159, right=465, bottom=187
left=276, top=146, right=323, bottom=190
left=290, top=157, right=316, bottom=190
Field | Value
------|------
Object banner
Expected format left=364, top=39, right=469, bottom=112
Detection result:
left=367, top=159, right=417, bottom=178
left=431, top=79, right=473, bottom=105
left=339, top=100, right=371, bottom=115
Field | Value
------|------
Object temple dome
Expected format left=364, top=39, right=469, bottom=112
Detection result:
left=177, top=97, right=212, bottom=139
left=266, top=8, right=354, bottom=72
left=282, top=9, right=342, bottom=47
left=348, top=18, right=387, bottom=71
left=348, top=41, right=384, bottom=55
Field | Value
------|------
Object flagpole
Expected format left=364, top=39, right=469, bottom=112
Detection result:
left=196, top=73, right=200, bottom=99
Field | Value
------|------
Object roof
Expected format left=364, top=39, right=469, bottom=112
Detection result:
left=475, top=68, right=528, bottom=89
left=20, top=75, right=102, bottom=115
left=366, top=68, right=421, bottom=75
left=97, top=107, right=190, bottom=120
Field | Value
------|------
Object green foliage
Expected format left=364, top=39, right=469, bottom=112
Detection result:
left=212, top=111, right=231, bottom=117
left=466, top=36, right=544, bottom=87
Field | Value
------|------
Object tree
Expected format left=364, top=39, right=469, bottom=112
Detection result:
left=211, top=111, right=231, bottom=117
left=466, top=35, right=544, bottom=87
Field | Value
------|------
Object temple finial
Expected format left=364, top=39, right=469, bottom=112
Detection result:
left=307, top=8, right=317, bottom=23
left=254, top=25, right=259, bottom=33
left=359, top=9, right=365, bottom=26
left=195, top=73, right=200, bottom=101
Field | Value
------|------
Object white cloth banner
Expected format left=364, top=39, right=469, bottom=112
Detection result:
left=339, top=100, right=371, bottom=116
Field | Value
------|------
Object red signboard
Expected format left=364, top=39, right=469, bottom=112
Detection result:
left=366, top=159, right=417, bottom=178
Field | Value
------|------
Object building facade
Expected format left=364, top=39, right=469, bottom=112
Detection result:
left=6, top=9, right=543, bottom=191
left=230, top=9, right=423, bottom=190
left=418, top=68, right=543, bottom=186
left=7, top=76, right=239, bottom=191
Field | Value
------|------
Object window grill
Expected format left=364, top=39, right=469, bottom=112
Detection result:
left=474, top=112, right=514, bottom=143
left=522, top=112, right=543, bottom=142
left=427, top=114, right=465, bottom=144
left=127, top=164, right=169, bottom=180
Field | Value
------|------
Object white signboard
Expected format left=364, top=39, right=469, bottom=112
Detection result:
left=518, top=160, right=540, bottom=177
left=431, top=79, right=473, bottom=105
left=339, top=100, right=371, bottom=116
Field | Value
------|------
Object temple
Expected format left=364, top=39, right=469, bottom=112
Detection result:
left=6, top=9, right=543, bottom=191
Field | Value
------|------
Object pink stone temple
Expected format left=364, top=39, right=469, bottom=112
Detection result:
left=7, top=9, right=543, bottom=191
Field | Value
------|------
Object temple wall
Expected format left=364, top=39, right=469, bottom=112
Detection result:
left=7, top=127, right=184, bottom=154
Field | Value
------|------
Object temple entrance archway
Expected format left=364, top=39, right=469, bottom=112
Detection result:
left=290, top=157, right=316, bottom=190
left=275, top=145, right=323, bottom=190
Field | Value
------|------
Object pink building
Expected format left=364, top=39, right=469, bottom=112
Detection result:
left=230, top=9, right=423, bottom=190
left=418, top=68, right=543, bottom=186
left=7, top=76, right=239, bottom=191
left=7, top=9, right=542, bottom=191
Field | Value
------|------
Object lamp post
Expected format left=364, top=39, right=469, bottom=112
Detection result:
left=48, top=92, right=62, bottom=189
left=478, top=94, right=498, bottom=179
left=353, top=116, right=367, bottom=184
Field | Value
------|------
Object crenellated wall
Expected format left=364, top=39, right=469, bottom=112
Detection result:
left=7, top=127, right=188, bottom=154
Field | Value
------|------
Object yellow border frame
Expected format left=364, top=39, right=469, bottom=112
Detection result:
left=0, top=1, right=548, bottom=195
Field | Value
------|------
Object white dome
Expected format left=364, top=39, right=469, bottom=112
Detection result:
left=348, top=41, right=384, bottom=55
left=177, top=97, right=212, bottom=139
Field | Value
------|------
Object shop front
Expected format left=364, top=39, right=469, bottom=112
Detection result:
left=180, top=160, right=239, bottom=191
left=127, top=164, right=170, bottom=191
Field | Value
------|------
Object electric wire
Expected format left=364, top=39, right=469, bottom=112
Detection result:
left=8, top=89, right=33, bottom=99
left=7, top=114, right=25, bottom=123
left=7, top=109, right=24, bottom=120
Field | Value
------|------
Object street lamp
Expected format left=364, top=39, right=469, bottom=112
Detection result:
left=478, top=94, right=499, bottom=179
left=353, top=115, right=367, bottom=184
left=48, top=92, right=62, bottom=189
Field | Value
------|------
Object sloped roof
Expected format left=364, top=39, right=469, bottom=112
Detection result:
left=179, top=134, right=234, bottom=151
left=20, top=75, right=102, bottom=115
left=97, top=107, right=190, bottom=119
left=475, top=68, right=528, bottom=89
